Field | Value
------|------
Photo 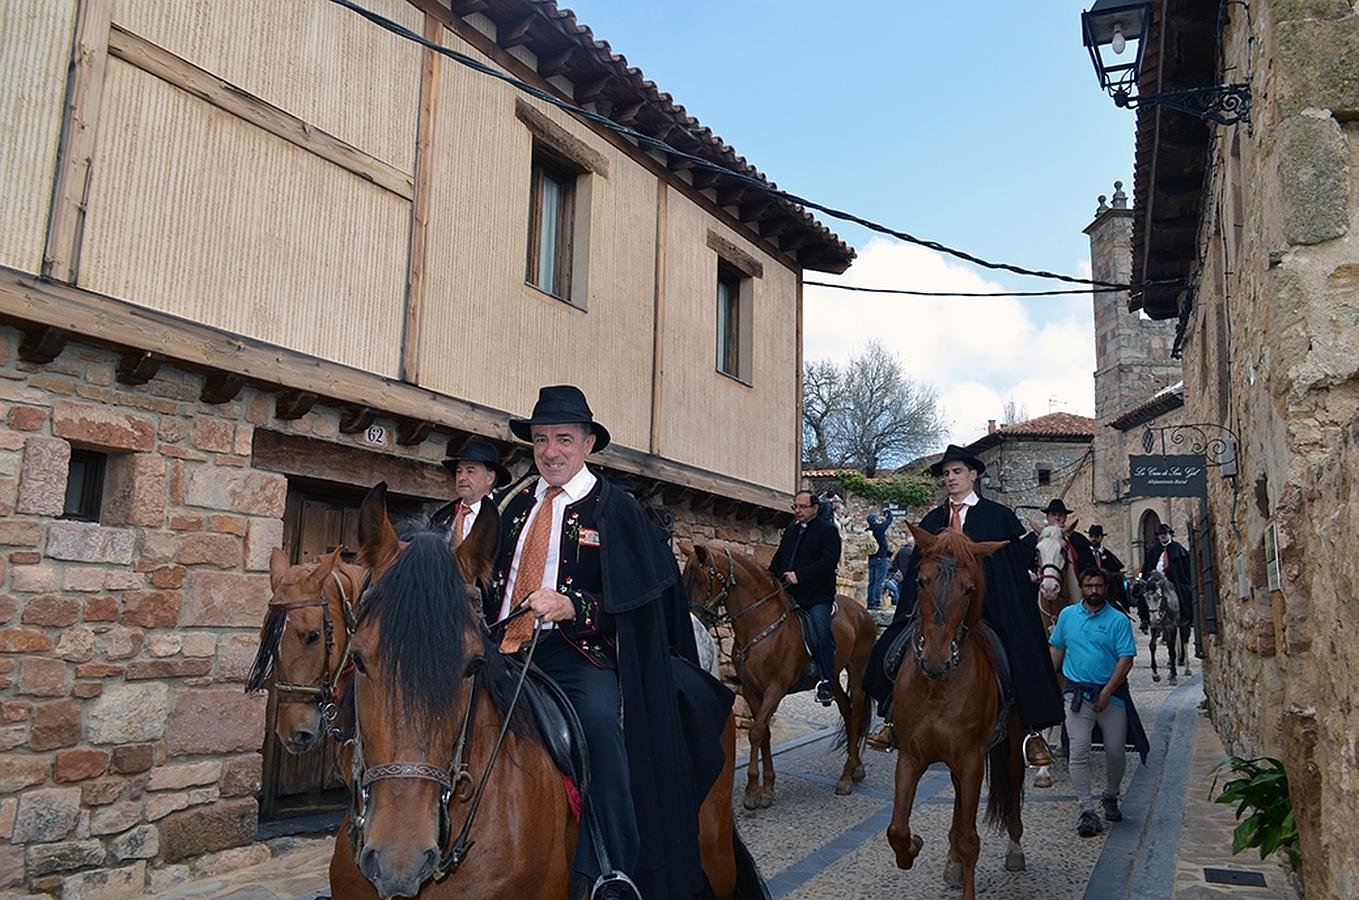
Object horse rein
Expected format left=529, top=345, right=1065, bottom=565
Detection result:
left=912, top=555, right=973, bottom=681
left=272, top=569, right=361, bottom=741
left=689, top=549, right=790, bottom=669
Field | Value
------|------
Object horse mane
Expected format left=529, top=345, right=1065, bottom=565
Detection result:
left=922, top=531, right=990, bottom=628
left=246, top=605, right=287, bottom=694
left=367, top=523, right=530, bottom=735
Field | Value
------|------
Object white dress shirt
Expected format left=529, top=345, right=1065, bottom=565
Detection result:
left=948, top=490, right=980, bottom=529
left=450, top=498, right=484, bottom=545
left=499, top=465, right=598, bottom=627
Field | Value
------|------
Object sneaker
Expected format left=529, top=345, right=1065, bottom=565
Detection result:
left=1023, top=732, right=1053, bottom=767
left=815, top=680, right=834, bottom=705
left=866, top=723, right=895, bottom=752
left=1077, top=809, right=1105, bottom=837
left=1101, top=796, right=1123, bottom=822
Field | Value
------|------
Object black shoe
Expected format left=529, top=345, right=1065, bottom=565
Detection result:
left=1077, top=810, right=1105, bottom=837
left=815, top=680, right=834, bottom=705
left=1101, top=796, right=1123, bottom=822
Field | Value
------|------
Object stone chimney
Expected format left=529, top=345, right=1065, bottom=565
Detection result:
left=987, top=419, right=997, bottom=434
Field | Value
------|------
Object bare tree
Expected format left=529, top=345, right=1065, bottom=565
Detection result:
left=1001, top=397, right=1031, bottom=427
left=802, top=342, right=948, bottom=475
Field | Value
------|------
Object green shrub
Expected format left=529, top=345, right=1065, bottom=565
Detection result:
left=1211, top=756, right=1301, bottom=871
left=835, top=471, right=935, bottom=509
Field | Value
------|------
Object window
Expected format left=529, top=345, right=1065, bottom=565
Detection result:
left=62, top=448, right=106, bottom=522
left=716, top=264, right=743, bottom=378
left=526, top=151, right=577, bottom=301
left=1036, top=466, right=1052, bottom=487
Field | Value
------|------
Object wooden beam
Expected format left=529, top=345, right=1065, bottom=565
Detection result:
left=106, top=26, right=414, bottom=200
left=275, top=391, right=318, bottom=420
left=450, top=0, right=489, bottom=14
left=689, top=168, right=723, bottom=191
left=43, top=0, right=114, bottom=284
left=396, top=420, right=433, bottom=446
left=613, top=101, right=646, bottom=126
left=0, top=267, right=795, bottom=511
left=444, top=430, right=477, bottom=459
left=17, top=326, right=70, bottom=364
left=716, top=184, right=749, bottom=207
left=538, top=46, right=576, bottom=78
left=499, top=15, right=537, bottom=48
left=115, top=350, right=162, bottom=385
left=739, top=198, right=777, bottom=221
left=200, top=372, right=244, bottom=404
left=338, top=406, right=378, bottom=434
left=712, top=497, right=738, bottom=518
left=401, top=13, right=442, bottom=385
left=574, top=75, right=612, bottom=105
left=253, top=429, right=455, bottom=501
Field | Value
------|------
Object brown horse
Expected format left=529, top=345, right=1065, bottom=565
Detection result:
left=886, top=524, right=1027, bottom=900
left=248, top=548, right=367, bottom=754
left=330, top=483, right=743, bottom=899
left=682, top=544, right=875, bottom=808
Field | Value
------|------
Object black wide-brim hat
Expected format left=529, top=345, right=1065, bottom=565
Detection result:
left=929, top=444, right=986, bottom=477
left=1156, top=524, right=1175, bottom=535
left=509, top=385, right=610, bottom=452
left=1043, top=498, right=1074, bottom=515
left=441, top=437, right=512, bottom=488
left=1088, top=524, right=1105, bottom=537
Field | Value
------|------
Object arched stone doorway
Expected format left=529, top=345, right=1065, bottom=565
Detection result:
left=1138, top=508, right=1162, bottom=572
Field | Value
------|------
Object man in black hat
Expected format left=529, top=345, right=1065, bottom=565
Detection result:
left=431, top=437, right=511, bottom=548
left=769, top=490, right=842, bottom=704
left=864, top=444, right=1063, bottom=763
left=1040, top=497, right=1094, bottom=563
left=489, top=385, right=730, bottom=900
left=1081, top=524, right=1131, bottom=622
left=1141, top=523, right=1195, bottom=652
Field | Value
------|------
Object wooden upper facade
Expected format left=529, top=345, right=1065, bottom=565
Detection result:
left=0, top=0, right=852, bottom=510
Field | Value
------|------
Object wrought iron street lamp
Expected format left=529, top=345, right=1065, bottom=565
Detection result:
left=1081, top=0, right=1251, bottom=126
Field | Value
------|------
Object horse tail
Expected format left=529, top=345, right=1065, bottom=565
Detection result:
left=984, top=725, right=1023, bottom=832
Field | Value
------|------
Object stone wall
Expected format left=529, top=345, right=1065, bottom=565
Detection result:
left=976, top=438, right=1094, bottom=526
left=1183, top=2, right=1359, bottom=894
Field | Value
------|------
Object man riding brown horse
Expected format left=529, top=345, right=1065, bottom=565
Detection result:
left=865, top=444, right=1063, bottom=764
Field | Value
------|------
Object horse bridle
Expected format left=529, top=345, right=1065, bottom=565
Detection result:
left=689, top=549, right=790, bottom=669
left=345, top=606, right=542, bottom=882
left=1035, top=538, right=1073, bottom=625
left=272, top=569, right=360, bottom=741
left=912, top=556, right=971, bottom=680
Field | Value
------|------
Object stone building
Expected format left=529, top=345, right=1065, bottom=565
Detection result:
left=1083, top=185, right=1199, bottom=572
left=961, top=412, right=1096, bottom=525
left=1124, top=0, right=1359, bottom=892
left=0, top=0, right=851, bottom=892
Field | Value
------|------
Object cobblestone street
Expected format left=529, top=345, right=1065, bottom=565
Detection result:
left=140, top=632, right=1299, bottom=900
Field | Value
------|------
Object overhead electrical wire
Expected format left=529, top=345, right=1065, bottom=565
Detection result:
left=327, top=0, right=1179, bottom=296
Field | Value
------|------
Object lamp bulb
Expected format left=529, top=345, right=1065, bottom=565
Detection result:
left=1111, top=27, right=1127, bottom=55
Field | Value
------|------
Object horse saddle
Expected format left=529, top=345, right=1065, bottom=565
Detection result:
left=790, top=602, right=836, bottom=694
left=882, top=619, right=1014, bottom=749
left=511, top=662, right=590, bottom=799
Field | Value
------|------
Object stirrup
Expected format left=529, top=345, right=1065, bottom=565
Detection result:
left=866, top=723, right=895, bottom=752
left=1023, top=731, right=1052, bottom=767
left=590, top=871, right=642, bottom=900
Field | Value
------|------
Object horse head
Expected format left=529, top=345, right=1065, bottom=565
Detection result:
left=346, top=482, right=502, bottom=897
left=1142, top=571, right=1177, bottom=628
left=907, top=524, right=1007, bottom=680
left=1031, top=522, right=1072, bottom=604
left=681, top=543, right=737, bottom=627
left=248, top=547, right=363, bottom=754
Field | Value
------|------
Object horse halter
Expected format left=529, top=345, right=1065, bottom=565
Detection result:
left=688, top=549, right=789, bottom=669
left=272, top=570, right=360, bottom=741
left=913, top=556, right=971, bottom=680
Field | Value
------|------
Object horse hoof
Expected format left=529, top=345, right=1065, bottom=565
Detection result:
left=834, top=778, right=852, bottom=796
left=944, top=862, right=963, bottom=887
left=758, top=791, right=774, bottom=809
left=1168, top=675, right=1178, bottom=685
left=1033, top=772, right=1053, bottom=788
left=1152, top=674, right=1161, bottom=682
left=852, top=763, right=867, bottom=783
left=911, top=835, right=924, bottom=856
left=742, top=795, right=760, bottom=811
left=1006, top=850, right=1027, bottom=872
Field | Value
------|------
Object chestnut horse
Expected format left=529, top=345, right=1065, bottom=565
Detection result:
left=330, top=484, right=744, bottom=899
left=683, top=544, right=875, bottom=807
left=886, top=525, right=1027, bottom=900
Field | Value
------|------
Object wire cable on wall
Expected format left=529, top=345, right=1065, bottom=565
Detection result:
left=326, top=0, right=1179, bottom=295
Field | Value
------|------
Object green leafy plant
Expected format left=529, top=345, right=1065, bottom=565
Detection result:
left=1211, top=756, right=1300, bottom=871
left=835, top=471, right=935, bottom=509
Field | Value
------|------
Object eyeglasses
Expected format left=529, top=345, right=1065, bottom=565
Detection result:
left=791, top=503, right=815, bottom=510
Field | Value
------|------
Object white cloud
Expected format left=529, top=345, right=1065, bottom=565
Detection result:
left=804, top=238, right=1096, bottom=448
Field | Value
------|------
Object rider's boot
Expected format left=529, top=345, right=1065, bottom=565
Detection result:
left=1023, top=731, right=1053, bottom=767
left=866, top=721, right=895, bottom=751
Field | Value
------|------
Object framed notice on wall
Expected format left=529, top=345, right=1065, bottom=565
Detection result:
left=1263, top=522, right=1282, bottom=592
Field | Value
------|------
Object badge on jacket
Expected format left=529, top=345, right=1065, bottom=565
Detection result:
left=578, top=528, right=601, bottom=548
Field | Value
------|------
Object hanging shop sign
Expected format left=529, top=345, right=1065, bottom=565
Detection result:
left=1128, top=454, right=1207, bottom=497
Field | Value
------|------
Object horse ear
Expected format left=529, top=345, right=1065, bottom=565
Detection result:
left=269, top=547, right=290, bottom=589
left=676, top=541, right=695, bottom=563
left=454, top=503, right=499, bottom=587
left=356, top=482, right=400, bottom=570
left=1064, top=518, right=1080, bottom=536
left=970, top=539, right=1010, bottom=559
left=312, top=547, right=342, bottom=583
left=1028, top=519, right=1044, bottom=535
left=692, top=543, right=710, bottom=565
left=906, top=522, right=934, bottom=553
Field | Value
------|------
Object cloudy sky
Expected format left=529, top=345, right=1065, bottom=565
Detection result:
left=562, top=0, right=1135, bottom=448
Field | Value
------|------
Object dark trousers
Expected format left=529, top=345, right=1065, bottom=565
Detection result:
left=804, top=601, right=836, bottom=684
left=532, top=636, right=638, bottom=883
left=866, top=557, right=889, bottom=610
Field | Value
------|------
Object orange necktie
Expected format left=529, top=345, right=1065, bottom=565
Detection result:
left=950, top=502, right=964, bottom=532
left=500, top=487, right=563, bottom=653
left=451, top=503, right=468, bottom=549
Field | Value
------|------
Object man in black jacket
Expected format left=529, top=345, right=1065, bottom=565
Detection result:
left=1140, top=523, right=1196, bottom=652
left=1081, top=524, right=1131, bottom=621
left=770, top=490, right=842, bottom=705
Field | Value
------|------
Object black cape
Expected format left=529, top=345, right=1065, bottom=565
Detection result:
left=866, top=496, right=1064, bottom=731
left=549, top=474, right=734, bottom=900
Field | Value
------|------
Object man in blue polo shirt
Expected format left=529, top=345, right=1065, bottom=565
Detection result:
left=1049, top=566, right=1138, bottom=837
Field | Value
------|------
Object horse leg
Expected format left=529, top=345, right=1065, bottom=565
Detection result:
left=698, top=713, right=738, bottom=900
left=741, top=686, right=767, bottom=811
left=748, top=684, right=785, bottom=809
left=833, top=666, right=869, bottom=794
left=886, top=750, right=927, bottom=871
left=1180, top=625, right=1192, bottom=676
left=758, top=690, right=782, bottom=808
left=947, top=753, right=985, bottom=900
left=1149, top=631, right=1161, bottom=682
left=1167, top=629, right=1178, bottom=685
left=1004, top=716, right=1028, bottom=872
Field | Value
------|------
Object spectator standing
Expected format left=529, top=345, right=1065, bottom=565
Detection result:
left=865, top=508, right=894, bottom=610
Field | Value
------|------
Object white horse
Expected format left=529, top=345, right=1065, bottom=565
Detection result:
left=1030, top=520, right=1081, bottom=788
left=1130, top=572, right=1190, bottom=684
